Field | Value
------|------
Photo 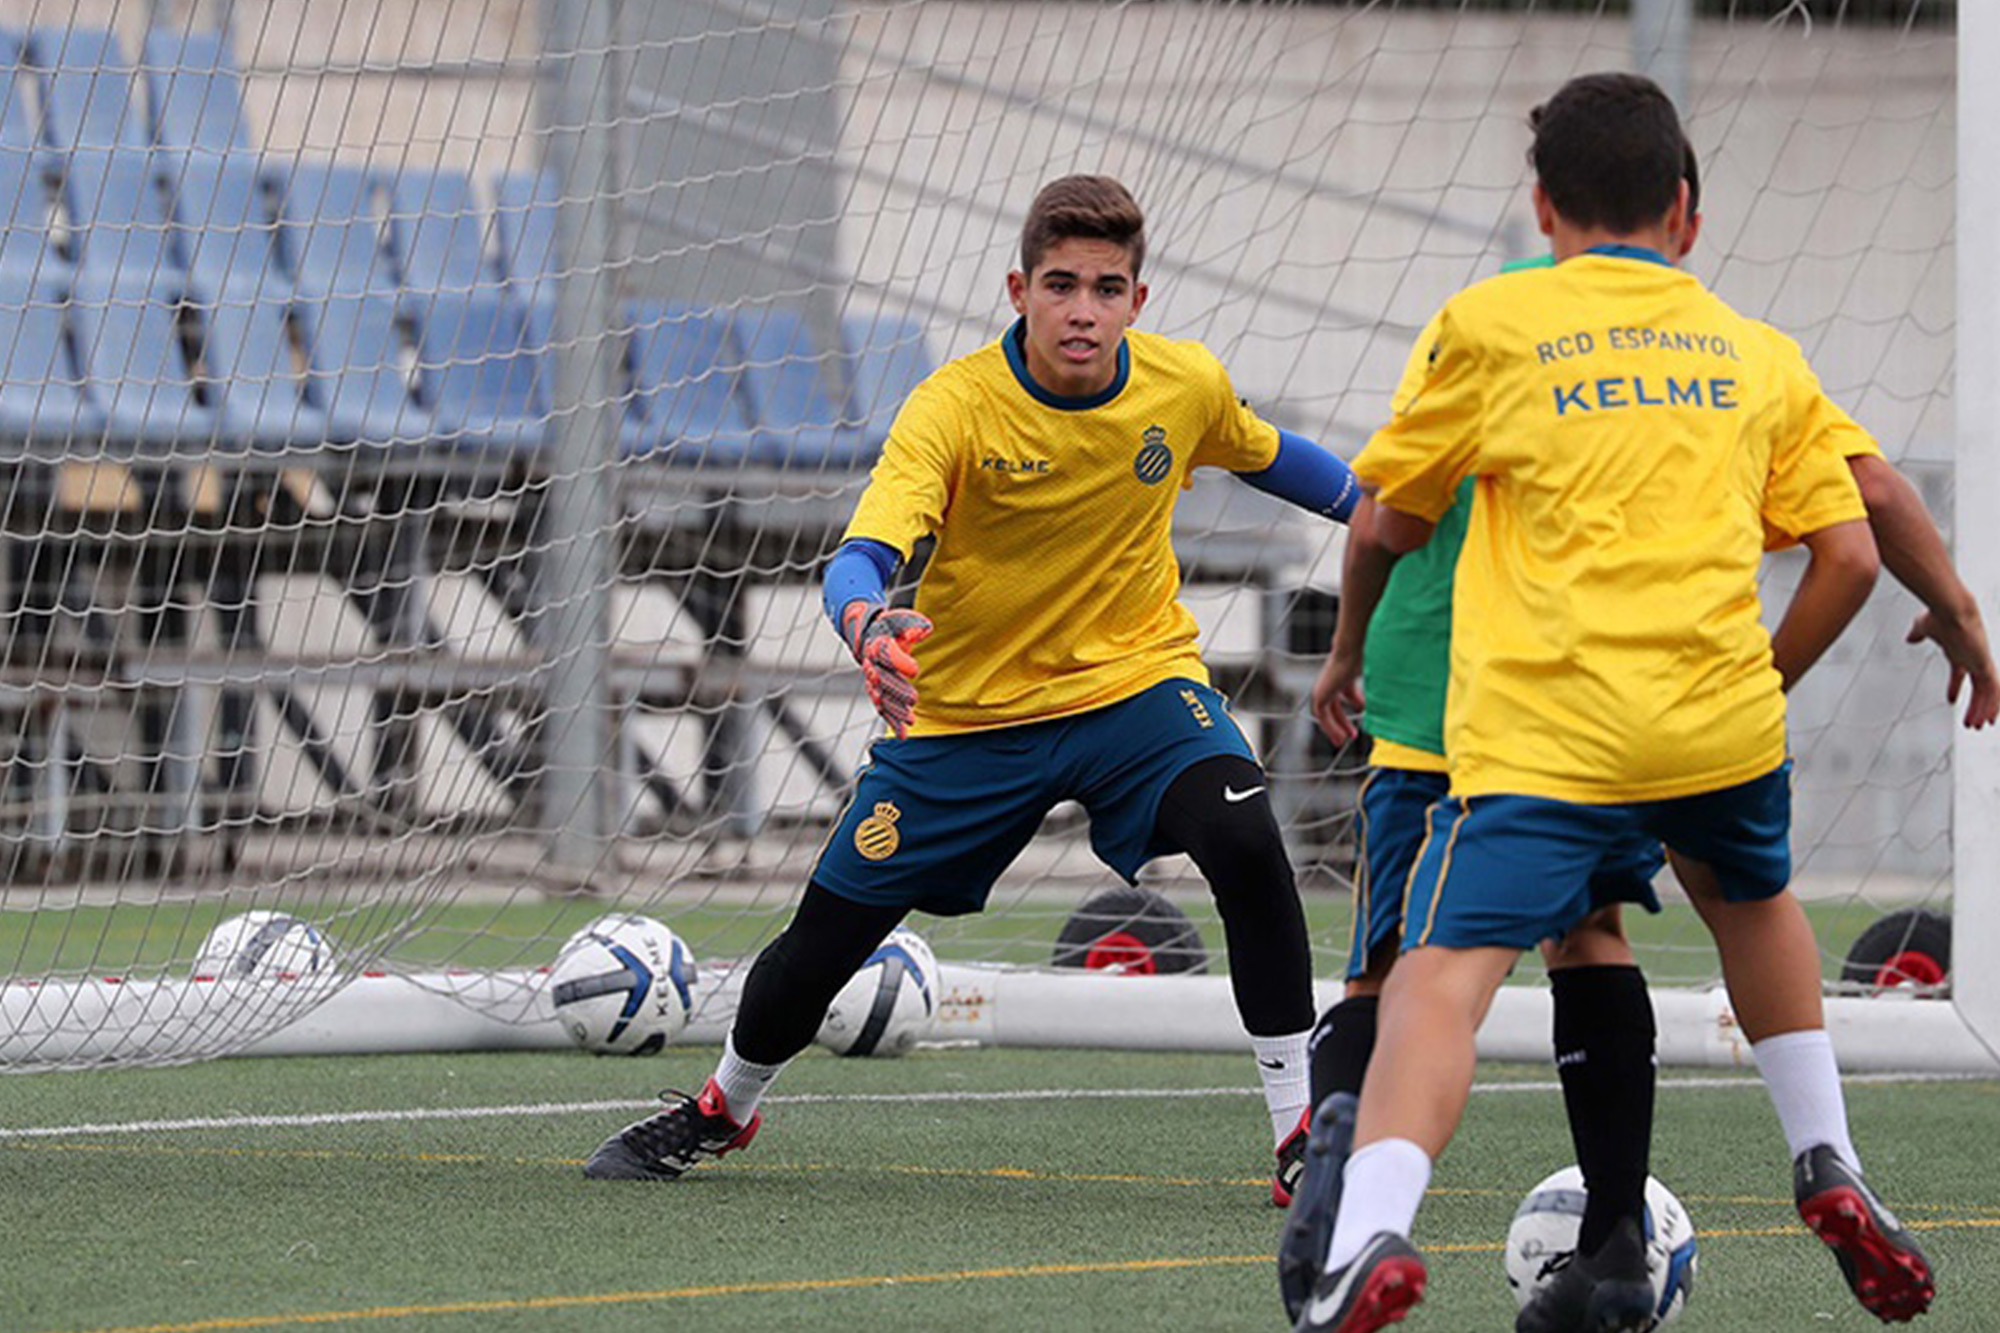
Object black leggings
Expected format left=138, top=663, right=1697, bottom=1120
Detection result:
left=730, top=753, right=1315, bottom=1061
left=1152, top=754, right=1315, bottom=1036
left=732, top=882, right=906, bottom=1065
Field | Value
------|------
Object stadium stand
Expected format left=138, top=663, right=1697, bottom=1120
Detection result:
left=0, top=20, right=939, bottom=860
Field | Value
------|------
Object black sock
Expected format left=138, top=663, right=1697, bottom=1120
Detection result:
left=1551, top=965, right=1656, bottom=1256
left=1307, top=994, right=1379, bottom=1108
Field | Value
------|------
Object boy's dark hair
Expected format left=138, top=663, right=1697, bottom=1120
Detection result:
left=1019, top=175, right=1147, bottom=277
left=1529, top=73, right=1686, bottom=233
left=1683, top=138, right=1701, bottom=216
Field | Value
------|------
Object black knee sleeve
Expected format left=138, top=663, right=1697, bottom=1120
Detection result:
left=1154, top=755, right=1313, bottom=1035
left=732, top=882, right=906, bottom=1064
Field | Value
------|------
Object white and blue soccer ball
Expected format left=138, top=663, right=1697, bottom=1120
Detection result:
left=549, top=914, right=696, bottom=1056
left=194, top=911, right=335, bottom=979
left=1505, top=1166, right=1698, bottom=1330
left=817, top=926, right=937, bottom=1057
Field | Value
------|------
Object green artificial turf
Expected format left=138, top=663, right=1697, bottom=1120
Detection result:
left=3, top=1048, right=1995, bottom=1331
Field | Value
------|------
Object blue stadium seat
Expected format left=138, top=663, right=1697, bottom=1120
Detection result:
left=68, top=269, right=216, bottom=446
left=0, top=31, right=62, bottom=279
left=0, top=28, right=40, bottom=148
left=288, top=284, right=424, bottom=445
left=186, top=279, right=327, bottom=445
left=407, top=287, right=547, bottom=453
left=142, top=28, right=251, bottom=152
left=845, top=313, right=932, bottom=451
left=58, top=147, right=178, bottom=282
left=734, top=305, right=868, bottom=467
left=0, top=271, right=102, bottom=441
left=623, top=302, right=755, bottom=465
left=159, top=149, right=283, bottom=294
left=0, top=147, right=58, bottom=279
left=491, top=170, right=560, bottom=299
left=270, top=157, right=395, bottom=297
left=26, top=27, right=147, bottom=150
left=383, top=166, right=494, bottom=294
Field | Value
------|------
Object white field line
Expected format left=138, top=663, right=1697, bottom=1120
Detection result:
left=0, top=1071, right=1984, bottom=1140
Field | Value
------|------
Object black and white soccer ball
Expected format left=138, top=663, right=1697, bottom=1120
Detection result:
left=1505, top=1166, right=1697, bottom=1329
left=817, top=926, right=937, bottom=1057
left=194, top=911, right=335, bottom=979
left=548, top=914, right=696, bottom=1056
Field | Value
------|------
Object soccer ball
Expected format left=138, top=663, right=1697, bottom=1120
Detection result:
left=194, top=911, right=335, bottom=979
left=548, top=914, right=697, bottom=1056
left=817, top=925, right=937, bottom=1057
left=1505, top=1166, right=1697, bottom=1330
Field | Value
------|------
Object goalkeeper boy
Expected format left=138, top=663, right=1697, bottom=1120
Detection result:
left=583, top=174, right=1360, bottom=1203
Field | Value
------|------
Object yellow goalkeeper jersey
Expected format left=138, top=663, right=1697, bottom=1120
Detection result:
left=1356, top=250, right=1867, bottom=803
left=843, top=321, right=1280, bottom=734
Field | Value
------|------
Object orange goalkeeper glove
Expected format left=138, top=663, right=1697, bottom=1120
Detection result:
left=839, top=601, right=934, bottom=739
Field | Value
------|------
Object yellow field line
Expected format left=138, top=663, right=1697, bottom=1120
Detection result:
left=54, top=1256, right=1271, bottom=1333
left=45, top=1218, right=2000, bottom=1333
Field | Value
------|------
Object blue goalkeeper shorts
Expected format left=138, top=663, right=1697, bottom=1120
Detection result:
left=1347, top=764, right=1665, bottom=978
left=1399, top=761, right=1790, bottom=953
left=812, top=678, right=1256, bottom=916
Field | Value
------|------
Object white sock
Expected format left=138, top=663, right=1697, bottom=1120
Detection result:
left=713, top=1033, right=787, bottom=1123
left=1751, top=1029, right=1859, bottom=1171
left=1252, top=1030, right=1313, bottom=1142
left=1323, top=1138, right=1432, bottom=1273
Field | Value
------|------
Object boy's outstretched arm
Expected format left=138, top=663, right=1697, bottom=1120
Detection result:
left=1770, top=518, right=1879, bottom=693
left=1311, top=497, right=1434, bottom=746
left=1849, top=454, right=1999, bottom=728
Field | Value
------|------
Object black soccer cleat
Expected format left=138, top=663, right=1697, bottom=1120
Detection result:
left=1279, top=1092, right=1359, bottom=1322
left=1514, top=1214, right=1657, bottom=1333
left=1274, top=1107, right=1312, bottom=1207
left=1292, top=1230, right=1427, bottom=1333
left=582, top=1078, right=762, bottom=1181
left=1794, top=1145, right=1935, bottom=1323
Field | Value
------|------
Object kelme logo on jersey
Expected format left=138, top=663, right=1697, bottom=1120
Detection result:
left=854, top=801, right=903, bottom=861
left=981, top=455, right=1051, bottom=475
left=1134, top=425, right=1173, bottom=485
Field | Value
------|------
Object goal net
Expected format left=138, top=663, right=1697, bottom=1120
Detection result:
left=0, top=0, right=1984, bottom=1069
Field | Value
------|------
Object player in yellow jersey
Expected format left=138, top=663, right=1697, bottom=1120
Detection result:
left=1291, top=75, right=1933, bottom=1333
left=1284, top=142, right=1988, bottom=1330
left=582, top=176, right=1361, bottom=1202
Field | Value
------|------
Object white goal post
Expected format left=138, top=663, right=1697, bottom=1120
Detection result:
left=1952, top=0, right=1999, bottom=1059
left=0, top=0, right=1990, bottom=1073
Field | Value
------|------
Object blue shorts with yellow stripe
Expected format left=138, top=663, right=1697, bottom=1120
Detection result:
left=1399, top=762, right=1791, bottom=953
left=1349, top=765, right=1664, bottom=976
left=813, top=678, right=1257, bottom=917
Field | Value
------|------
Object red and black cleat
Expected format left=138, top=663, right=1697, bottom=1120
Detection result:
left=1794, top=1144, right=1935, bottom=1323
left=583, top=1078, right=761, bottom=1181
left=1292, top=1231, right=1428, bottom=1333
left=1274, top=1107, right=1311, bottom=1207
